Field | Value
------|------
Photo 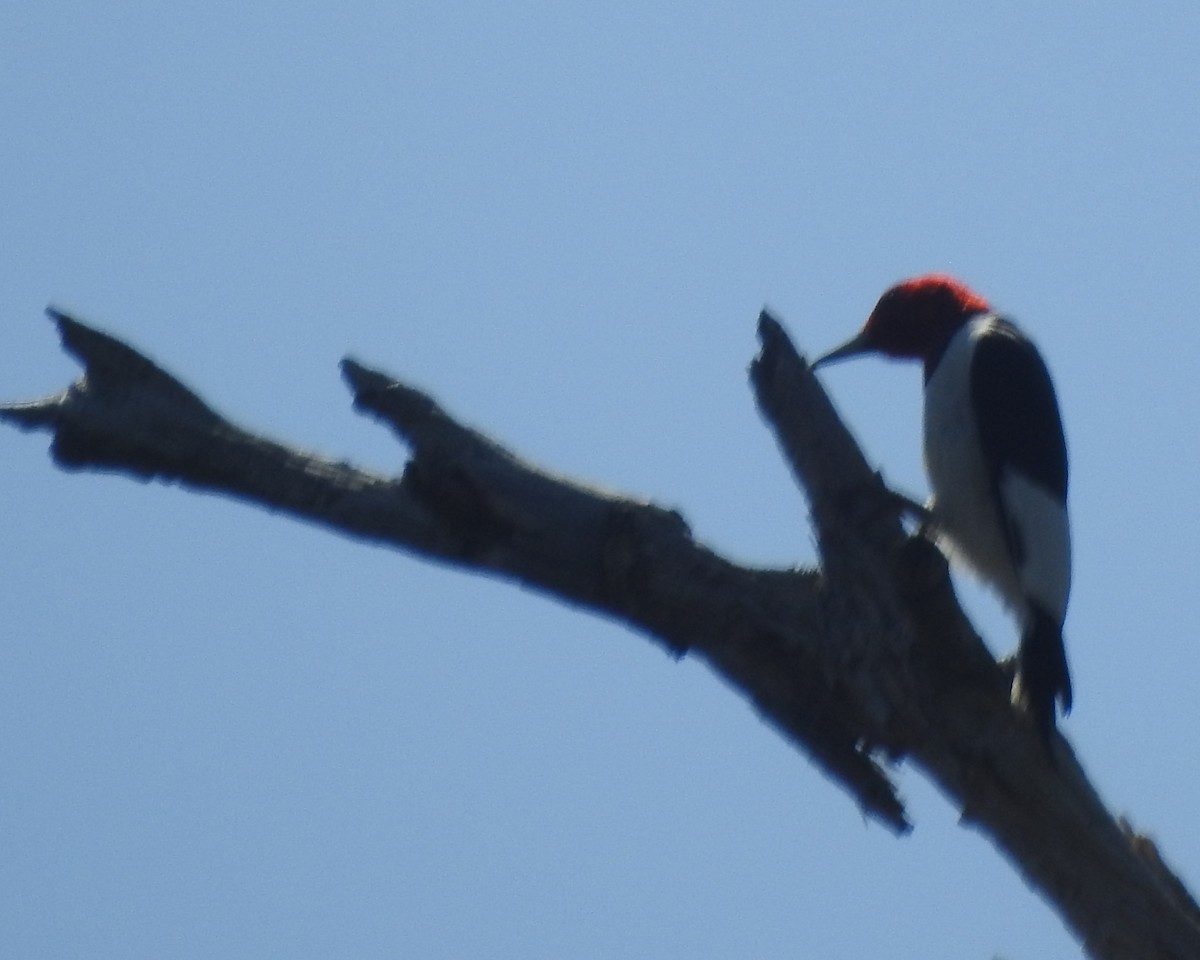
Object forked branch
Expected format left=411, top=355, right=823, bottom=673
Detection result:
left=3, top=307, right=1198, bottom=959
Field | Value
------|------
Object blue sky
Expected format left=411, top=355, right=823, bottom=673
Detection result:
left=4, top=2, right=1199, bottom=956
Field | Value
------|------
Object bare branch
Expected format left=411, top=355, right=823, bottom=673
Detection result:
left=6, top=305, right=1200, bottom=958
left=3, top=308, right=908, bottom=830
left=749, top=310, right=1200, bottom=960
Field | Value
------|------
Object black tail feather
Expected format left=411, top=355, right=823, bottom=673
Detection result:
left=1018, top=606, right=1072, bottom=746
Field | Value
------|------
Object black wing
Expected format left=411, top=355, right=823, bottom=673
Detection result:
left=969, top=319, right=1068, bottom=502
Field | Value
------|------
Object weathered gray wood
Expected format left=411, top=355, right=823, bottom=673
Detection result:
left=4, top=306, right=1198, bottom=959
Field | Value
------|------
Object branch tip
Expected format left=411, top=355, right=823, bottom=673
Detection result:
left=0, top=397, right=61, bottom=430
left=45, top=304, right=74, bottom=327
left=341, top=357, right=442, bottom=440
left=341, top=356, right=402, bottom=406
left=42, top=305, right=144, bottom=377
left=756, top=307, right=785, bottom=343
left=755, top=308, right=811, bottom=372
left=45, top=306, right=90, bottom=364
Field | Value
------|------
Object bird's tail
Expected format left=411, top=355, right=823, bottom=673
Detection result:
left=1018, top=605, right=1073, bottom=745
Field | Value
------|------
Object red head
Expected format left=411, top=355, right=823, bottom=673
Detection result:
left=815, top=274, right=992, bottom=371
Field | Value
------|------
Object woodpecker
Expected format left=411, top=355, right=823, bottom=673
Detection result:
left=813, top=274, right=1072, bottom=743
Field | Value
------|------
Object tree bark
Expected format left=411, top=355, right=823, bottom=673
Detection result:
left=3, top=307, right=1197, bottom=959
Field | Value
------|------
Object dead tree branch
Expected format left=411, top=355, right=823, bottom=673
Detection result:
left=3, top=306, right=1198, bottom=959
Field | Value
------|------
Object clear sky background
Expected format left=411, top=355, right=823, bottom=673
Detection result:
left=3, top=3, right=1198, bottom=957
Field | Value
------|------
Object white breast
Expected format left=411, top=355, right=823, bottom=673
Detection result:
left=923, top=318, right=1026, bottom=616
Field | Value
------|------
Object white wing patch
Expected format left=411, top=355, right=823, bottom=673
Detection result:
left=999, top=469, right=1071, bottom=622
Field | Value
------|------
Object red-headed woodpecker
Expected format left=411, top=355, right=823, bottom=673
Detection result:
left=814, top=274, right=1072, bottom=742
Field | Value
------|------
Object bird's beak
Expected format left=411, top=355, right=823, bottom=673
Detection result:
left=811, top=330, right=873, bottom=370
